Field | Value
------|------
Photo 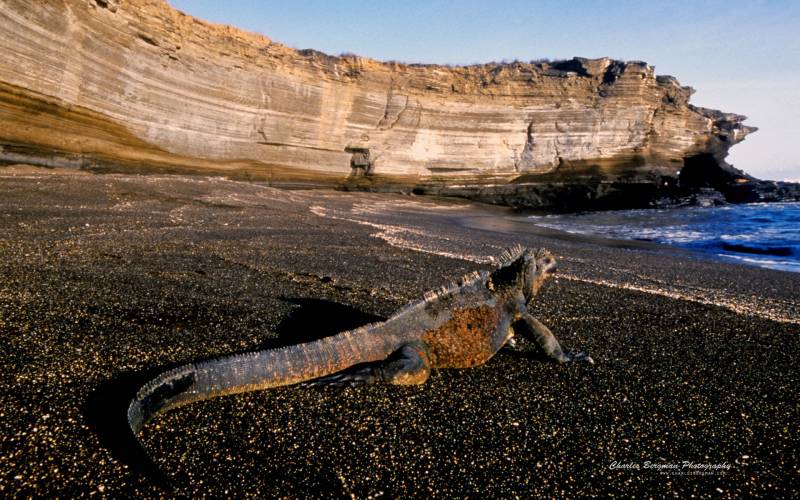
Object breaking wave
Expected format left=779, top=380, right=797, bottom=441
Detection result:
left=528, top=202, right=800, bottom=273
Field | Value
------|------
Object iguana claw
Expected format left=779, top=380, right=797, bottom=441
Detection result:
left=565, top=349, right=594, bottom=364
left=304, top=367, right=379, bottom=388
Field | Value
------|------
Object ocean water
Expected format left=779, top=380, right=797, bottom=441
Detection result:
left=528, top=202, right=800, bottom=273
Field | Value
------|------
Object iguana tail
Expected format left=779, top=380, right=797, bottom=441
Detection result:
left=128, top=328, right=394, bottom=435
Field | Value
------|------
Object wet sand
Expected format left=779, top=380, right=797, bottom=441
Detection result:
left=0, top=166, right=797, bottom=497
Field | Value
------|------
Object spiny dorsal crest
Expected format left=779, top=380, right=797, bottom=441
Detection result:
left=492, top=244, right=527, bottom=268
left=391, top=245, right=529, bottom=318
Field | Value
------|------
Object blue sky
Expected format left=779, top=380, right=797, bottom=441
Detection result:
left=169, top=0, right=799, bottom=181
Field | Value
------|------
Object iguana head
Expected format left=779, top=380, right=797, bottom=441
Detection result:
left=522, top=248, right=557, bottom=305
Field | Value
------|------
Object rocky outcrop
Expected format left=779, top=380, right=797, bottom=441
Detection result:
left=0, top=0, right=759, bottom=209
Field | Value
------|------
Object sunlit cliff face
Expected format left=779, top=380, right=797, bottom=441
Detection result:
left=0, top=0, right=755, bottom=209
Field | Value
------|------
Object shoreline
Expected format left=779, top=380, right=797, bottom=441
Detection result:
left=1, top=168, right=797, bottom=496
left=513, top=202, right=800, bottom=274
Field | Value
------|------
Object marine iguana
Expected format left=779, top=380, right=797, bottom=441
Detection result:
left=128, top=245, right=592, bottom=436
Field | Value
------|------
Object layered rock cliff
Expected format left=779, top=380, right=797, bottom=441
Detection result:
left=0, top=0, right=763, bottom=209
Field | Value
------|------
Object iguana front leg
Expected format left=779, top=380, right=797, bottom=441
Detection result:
left=520, top=313, right=593, bottom=364
left=307, top=342, right=431, bottom=387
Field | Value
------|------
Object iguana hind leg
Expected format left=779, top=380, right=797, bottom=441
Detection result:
left=307, top=342, right=431, bottom=388
left=520, top=312, right=593, bottom=364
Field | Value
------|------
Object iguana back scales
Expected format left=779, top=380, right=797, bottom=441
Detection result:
left=128, top=245, right=593, bottom=435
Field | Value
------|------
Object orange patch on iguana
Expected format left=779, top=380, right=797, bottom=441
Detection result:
left=422, top=305, right=500, bottom=368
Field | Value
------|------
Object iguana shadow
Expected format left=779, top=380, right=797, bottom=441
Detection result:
left=269, top=297, right=385, bottom=347
left=82, top=297, right=384, bottom=490
left=84, top=368, right=175, bottom=490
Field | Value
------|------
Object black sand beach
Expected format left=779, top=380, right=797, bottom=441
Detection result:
left=1, top=166, right=797, bottom=497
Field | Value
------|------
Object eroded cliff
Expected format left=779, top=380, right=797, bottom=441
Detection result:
left=0, top=0, right=762, bottom=209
